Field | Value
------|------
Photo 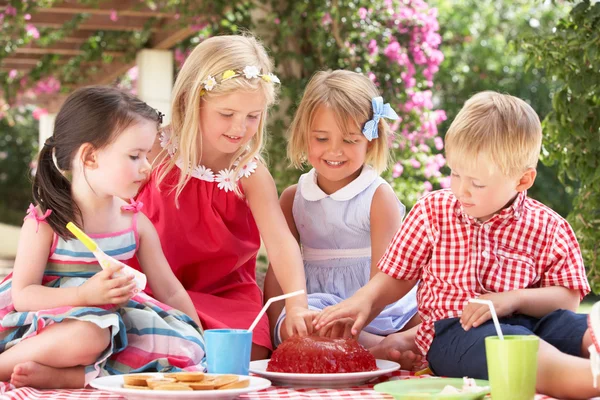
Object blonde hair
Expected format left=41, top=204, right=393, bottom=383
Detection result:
left=156, top=34, right=278, bottom=200
left=445, top=91, right=542, bottom=178
left=288, top=70, right=390, bottom=173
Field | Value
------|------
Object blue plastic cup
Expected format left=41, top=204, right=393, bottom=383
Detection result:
left=204, top=329, right=252, bottom=375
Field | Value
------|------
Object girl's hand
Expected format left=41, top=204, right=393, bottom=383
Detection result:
left=284, top=306, right=318, bottom=337
left=313, top=295, right=373, bottom=336
left=460, top=292, right=519, bottom=331
left=78, top=265, right=136, bottom=306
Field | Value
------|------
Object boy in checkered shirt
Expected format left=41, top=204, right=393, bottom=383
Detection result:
left=315, top=91, right=600, bottom=399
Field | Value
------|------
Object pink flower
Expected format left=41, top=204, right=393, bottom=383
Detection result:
left=274, top=18, right=280, bottom=24
left=110, top=10, right=118, bottom=22
left=127, top=66, right=138, bottom=81
left=410, top=159, right=421, bottom=169
left=384, top=41, right=401, bottom=62
left=25, top=24, right=40, bottom=39
left=423, top=181, right=433, bottom=192
left=434, top=136, right=444, bottom=150
left=321, top=13, right=332, bottom=26
left=392, top=162, right=404, bottom=178
left=368, top=39, right=378, bottom=56
left=439, top=176, right=451, bottom=189
left=358, top=7, right=368, bottom=20
left=5, top=5, right=16, bottom=16
left=24, top=14, right=31, bottom=20
left=32, top=107, right=48, bottom=120
left=8, top=69, right=18, bottom=80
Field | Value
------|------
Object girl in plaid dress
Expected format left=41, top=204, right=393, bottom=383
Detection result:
left=264, top=70, right=420, bottom=367
left=0, top=87, right=205, bottom=389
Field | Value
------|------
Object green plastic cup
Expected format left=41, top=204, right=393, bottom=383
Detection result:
left=485, top=335, right=539, bottom=400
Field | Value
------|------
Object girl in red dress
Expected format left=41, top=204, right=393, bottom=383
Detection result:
left=135, top=35, right=312, bottom=359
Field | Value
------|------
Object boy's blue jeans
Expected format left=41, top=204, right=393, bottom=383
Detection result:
left=427, top=309, right=588, bottom=380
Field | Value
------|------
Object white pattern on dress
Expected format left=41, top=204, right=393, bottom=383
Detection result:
left=159, top=131, right=258, bottom=191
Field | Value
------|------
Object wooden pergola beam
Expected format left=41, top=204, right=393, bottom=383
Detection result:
left=14, top=48, right=125, bottom=57
left=0, top=0, right=175, bottom=18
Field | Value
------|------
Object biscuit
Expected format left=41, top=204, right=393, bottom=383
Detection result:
left=123, top=384, right=151, bottom=390
left=146, top=377, right=176, bottom=389
left=123, top=374, right=153, bottom=386
left=152, top=383, right=193, bottom=391
left=172, top=371, right=206, bottom=382
left=217, top=379, right=250, bottom=390
left=211, top=374, right=239, bottom=388
left=187, top=381, right=216, bottom=390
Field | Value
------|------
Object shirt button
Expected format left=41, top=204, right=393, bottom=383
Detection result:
left=482, top=250, right=489, bottom=258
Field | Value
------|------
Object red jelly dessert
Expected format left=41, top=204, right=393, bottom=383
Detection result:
left=267, top=335, right=378, bottom=373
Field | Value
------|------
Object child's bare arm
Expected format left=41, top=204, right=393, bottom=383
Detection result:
left=315, top=272, right=417, bottom=335
left=243, top=164, right=311, bottom=336
left=12, top=218, right=82, bottom=311
left=264, top=185, right=299, bottom=341
left=370, top=184, right=403, bottom=279
left=12, top=218, right=134, bottom=311
left=136, top=213, right=202, bottom=327
left=461, top=286, right=580, bottom=331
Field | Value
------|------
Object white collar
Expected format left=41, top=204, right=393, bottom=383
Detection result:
left=301, top=166, right=379, bottom=202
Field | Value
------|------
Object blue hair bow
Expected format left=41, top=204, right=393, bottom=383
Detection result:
left=362, top=96, right=399, bottom=141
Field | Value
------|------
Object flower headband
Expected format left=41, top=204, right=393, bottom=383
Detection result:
left=362, top=96, right=399, bottom=141
left=200, top=65, right=281, bottom=95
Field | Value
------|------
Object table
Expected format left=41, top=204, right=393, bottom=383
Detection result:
left=0, top=371, right=555, bottom=400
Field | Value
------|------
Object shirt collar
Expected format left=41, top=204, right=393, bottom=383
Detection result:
left=456, top=191, right=527, bottom=225
left=301, top=165, right=379, bottom=202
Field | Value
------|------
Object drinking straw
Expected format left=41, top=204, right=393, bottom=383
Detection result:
left=249, top=289, right=305, bottom=332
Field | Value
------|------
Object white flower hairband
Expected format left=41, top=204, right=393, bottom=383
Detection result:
left=200, top=65, right=281, bottom=95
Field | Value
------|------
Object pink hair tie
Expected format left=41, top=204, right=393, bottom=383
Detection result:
left=24, top=203, right=52, bottom=233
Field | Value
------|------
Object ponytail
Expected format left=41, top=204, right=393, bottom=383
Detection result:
left=32, top=139, right=81, bottom=239
left=30, top=86, right=161, bottom=239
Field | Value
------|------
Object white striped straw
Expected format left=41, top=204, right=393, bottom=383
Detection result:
left=249, top=290, right=305, bottom=332
left=469, top=298, right=504, bottom=340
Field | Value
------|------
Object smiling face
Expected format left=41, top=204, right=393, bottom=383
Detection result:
left=449, top=158, right=535, bottom=222
left=87, top=118, right=156, bottom=199
left=307, top=105, right=370, bottom=194
left=198, top=90, right=266, bottom=159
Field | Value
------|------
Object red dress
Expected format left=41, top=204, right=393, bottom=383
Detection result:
left=134, top=158, right=271, bottom=351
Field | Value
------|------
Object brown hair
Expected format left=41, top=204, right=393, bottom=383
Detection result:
left=33, top=86, right=161, bottom=239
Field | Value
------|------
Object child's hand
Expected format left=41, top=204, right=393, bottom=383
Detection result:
left=313, top=295, right=373, bottom=336
left=315, top=317, right=355, bottom=339
left=78, top=264, right=137, bottom=306
left=285, top=306, right=318, bottom=337
left=460, top=292, right=519, bottom=331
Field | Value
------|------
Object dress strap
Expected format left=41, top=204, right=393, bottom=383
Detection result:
left=24, top=203, right=52, bottom=233
left=120, top=199, right=143, bottom=213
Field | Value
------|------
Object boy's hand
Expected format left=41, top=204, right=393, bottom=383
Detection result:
left=460, top=292, right=519, bottom=331
left=78, top=265, right=136, bottom=306
left=313, top=295, right=373, bottom=336
left=315, top=317, right=355, bottom=339
left=285, top=306, right=318, bottom=337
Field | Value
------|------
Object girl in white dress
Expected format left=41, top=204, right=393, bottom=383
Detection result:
left=264, top=70, right=420, bottom=366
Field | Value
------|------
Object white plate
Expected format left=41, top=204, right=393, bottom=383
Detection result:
left=89, top=372, right=271, bottom=400
left=249, top=359, right=400, bottom=388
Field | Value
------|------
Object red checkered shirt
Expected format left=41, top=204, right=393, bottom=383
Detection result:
left=378, top=189, right=590, bottom=357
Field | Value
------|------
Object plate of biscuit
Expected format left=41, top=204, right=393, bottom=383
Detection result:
left=89, top=371, right=271, bottom=400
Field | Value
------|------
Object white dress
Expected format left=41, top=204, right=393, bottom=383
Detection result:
left=274, top=166, right=418, bottom=346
